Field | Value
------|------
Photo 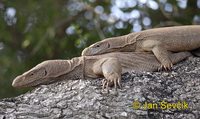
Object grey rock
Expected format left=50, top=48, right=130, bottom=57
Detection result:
left=0, top=57, right=200, bottom=119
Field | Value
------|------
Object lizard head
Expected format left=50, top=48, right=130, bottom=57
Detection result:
left=12, top=59, right=81, bottom=88
left=82, top=40, right=111, bottom=56
left=12, top=62, right=49, bottom=88
left=82, top=34, right=137, bottom=56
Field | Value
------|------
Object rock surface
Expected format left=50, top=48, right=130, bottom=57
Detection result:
left=0, top=56, right=200, bottom=119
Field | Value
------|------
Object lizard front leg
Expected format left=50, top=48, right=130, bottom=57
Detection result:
left=152, top=46, right=173, bottom=70
left=93, top=58, right=122, bottom=92
left=101, top=58, right=122, bottom=92
left=140, top=40, right=173, bottom=70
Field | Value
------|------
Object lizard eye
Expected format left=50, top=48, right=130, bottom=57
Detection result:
left=96, top=44, right=100, bottom=47
left=29, top=73, right=34, bottom=76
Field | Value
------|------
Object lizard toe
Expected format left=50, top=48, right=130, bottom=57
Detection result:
left=118, top=82, right=122, bottom=89
left=158, top=66, right=163, bottom=71
left=161, top=62, right=173, bottom=71
left=102, top=79, right=107, bottom=89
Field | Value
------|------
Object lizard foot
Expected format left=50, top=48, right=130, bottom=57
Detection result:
left=158, top=63, right=173, bottom=71
left=102, top=78, right=121, bottom=92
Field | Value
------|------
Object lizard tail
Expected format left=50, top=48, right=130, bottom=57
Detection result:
left=191, top=48, right=200, bottom=57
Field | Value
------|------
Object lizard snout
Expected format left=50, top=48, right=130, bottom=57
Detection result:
left=12, top=75, right=25, bottom=88
left=81, top=47, right=90, bottom=56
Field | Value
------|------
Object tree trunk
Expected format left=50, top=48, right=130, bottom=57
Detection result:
left=0, top=57, right=200, bottom=119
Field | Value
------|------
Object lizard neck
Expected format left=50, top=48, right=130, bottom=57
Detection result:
left=52, top=57, right=84, bottom=81
left=115, top=32, right=138, bottom=51
left=12, top=57, right=85, bottom=88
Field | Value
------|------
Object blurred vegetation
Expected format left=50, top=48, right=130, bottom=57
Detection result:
left=0, top=0, right=199, bottom=99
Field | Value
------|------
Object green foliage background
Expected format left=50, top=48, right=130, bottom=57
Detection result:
left=0, top=0, right=199, bottom=98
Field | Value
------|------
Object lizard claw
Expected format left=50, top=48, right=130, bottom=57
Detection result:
left=159, top=63, right=173, bottom=71
left=117, top=78, right=121, bottom=89
left=110, top=77, right=121, bottom=89
left=101, top=77, right=121, bottom=93
left=102, top=79, right=109, bottom=93
left=102, top=79, right=106, bottom=89
left=170, top=63, right=173, bottom=69
left=158, top=67, right=162, bottom=71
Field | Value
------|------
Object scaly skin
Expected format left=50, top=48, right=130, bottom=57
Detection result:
left=82, top=25, right=200, bottom=70
left=12, top=52, right=191, bottom=90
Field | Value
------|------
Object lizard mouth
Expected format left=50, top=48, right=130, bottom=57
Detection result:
left=12, top=75, right=41, bottom=88
left=12, top=75, right=56, bottom=88
left=12, top=75, right=23, bottom=88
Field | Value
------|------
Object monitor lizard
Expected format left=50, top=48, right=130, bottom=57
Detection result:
left=12, top=52, right=191, bottom=91
left=82, top=25, right=200, bottom=70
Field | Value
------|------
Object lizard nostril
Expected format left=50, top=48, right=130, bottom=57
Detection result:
left=108, top=43, right=110, bottom=48
left=96, top=45, right=100, bottom=47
